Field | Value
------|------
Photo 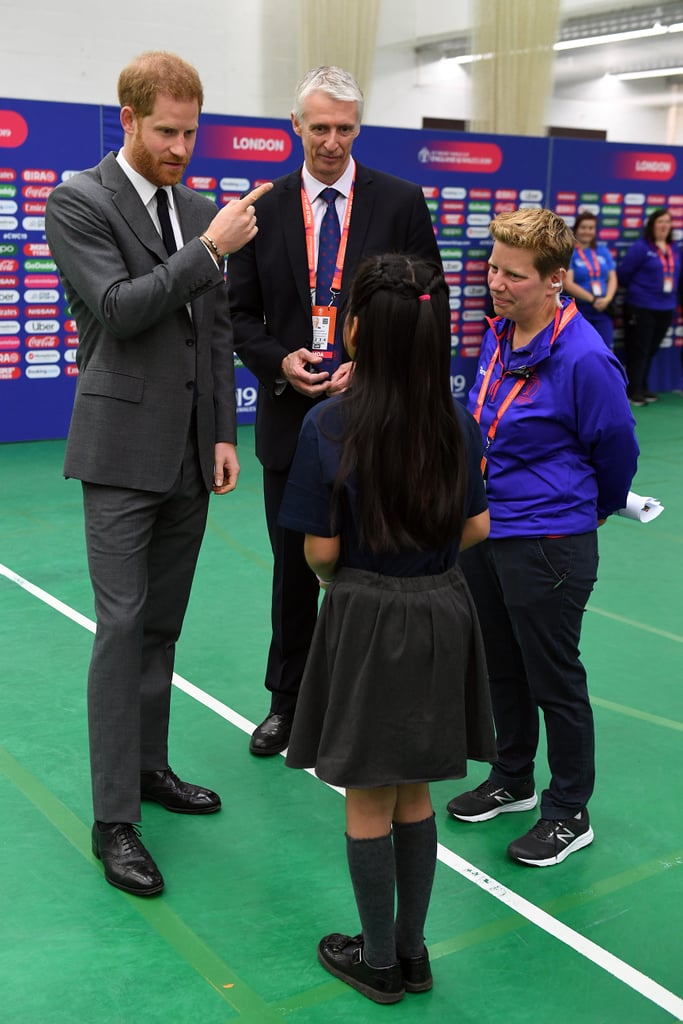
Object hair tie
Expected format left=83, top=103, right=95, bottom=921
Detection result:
left=419, top=294, right=430, bottom=301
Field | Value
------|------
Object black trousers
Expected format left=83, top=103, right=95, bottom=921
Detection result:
left=460, top=533, right=598, bottom=819
left=262, top=466, right=320, bottom=715
left=623, top=305, right=673, bottom=398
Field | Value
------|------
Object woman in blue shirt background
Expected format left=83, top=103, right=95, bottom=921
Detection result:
left=563, top=210, right=617, bottom=348
left=618, top=206, right=681, bottom=406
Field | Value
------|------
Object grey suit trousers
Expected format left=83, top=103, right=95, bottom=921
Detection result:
left=82, top=419, right=209, bottom=822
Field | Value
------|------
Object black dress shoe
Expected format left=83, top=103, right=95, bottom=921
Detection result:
left=92, top=822, right=164, bottom=896
left=140, top=767, right=221, bottom=814
left=399, top=947, right=433, bottom=992
left=249, top=713, right=292, bottom=756
left=318, top=933, right=404, bottom=1004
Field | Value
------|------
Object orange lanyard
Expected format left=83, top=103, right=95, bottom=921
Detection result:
left=301, top=175, right=355, bottom=302
left=473, top=301, right=578, bottom=474
left=576, top=245, right=600, bottom=279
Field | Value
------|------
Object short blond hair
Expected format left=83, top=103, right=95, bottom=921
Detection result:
left=490, top=208, right=574, bottom=277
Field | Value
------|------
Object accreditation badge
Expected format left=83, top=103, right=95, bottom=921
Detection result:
left=663, top=276, right=674, bottom=293
left=311, top=304, right=338, bottom=360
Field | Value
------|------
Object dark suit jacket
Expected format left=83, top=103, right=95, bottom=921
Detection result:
left=227, top=161, right=441, bottom=471
left=45, top=152, right=236, bottom=492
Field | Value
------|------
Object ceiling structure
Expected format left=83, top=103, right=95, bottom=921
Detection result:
left=415, top=2, right=683, bottom=88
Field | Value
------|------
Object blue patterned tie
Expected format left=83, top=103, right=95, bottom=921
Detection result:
left=315, top=188, right=341, bottom=306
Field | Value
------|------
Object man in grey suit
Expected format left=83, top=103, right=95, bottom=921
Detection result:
left=45, top=51, right=271, bottom=896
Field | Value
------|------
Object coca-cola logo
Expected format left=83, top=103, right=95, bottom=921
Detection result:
left=22, top=185, right=54, bottom=199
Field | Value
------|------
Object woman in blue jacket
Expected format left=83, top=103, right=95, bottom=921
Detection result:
left=618, top=207, right=681, bottom=406
left=563, top=211, right=617, bottom=347
left=447, top=208, right=639, bottom=868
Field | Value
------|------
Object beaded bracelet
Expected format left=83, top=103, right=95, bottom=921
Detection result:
left=200, top=233, right=222, bottom=260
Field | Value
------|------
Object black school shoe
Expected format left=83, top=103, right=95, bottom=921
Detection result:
left=318, top=933, right=405, bottom=1004
left=400, top=947, right=433, bottom=992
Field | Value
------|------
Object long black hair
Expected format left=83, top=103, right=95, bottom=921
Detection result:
left=329, top=253, right=467, bottom=552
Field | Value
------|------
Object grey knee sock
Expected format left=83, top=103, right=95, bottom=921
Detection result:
left=392, top=814, right=437, bottom=958
left=345, top=833, right=396, bottom=967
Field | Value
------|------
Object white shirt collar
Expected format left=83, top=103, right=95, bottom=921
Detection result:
left=302, top=157, right=355, bottom=203
left=115, top=150, right=175, bottom=211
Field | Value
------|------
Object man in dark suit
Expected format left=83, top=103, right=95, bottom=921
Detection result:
left=228, top=66, right=441, bottom=756
left=45, top=51, right=271, bottom=896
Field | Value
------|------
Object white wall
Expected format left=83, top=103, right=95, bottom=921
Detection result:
left=0, top=0, right=682, bottom=144
left=0, top=0, right=300, bottom=117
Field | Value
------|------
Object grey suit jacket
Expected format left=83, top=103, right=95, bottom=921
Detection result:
left=45, top=152, right=236, bottom=492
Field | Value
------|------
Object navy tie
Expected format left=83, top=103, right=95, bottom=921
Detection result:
left=156, top=188, right=177, bottom=255
left=315, top=188, right=341, bottom=306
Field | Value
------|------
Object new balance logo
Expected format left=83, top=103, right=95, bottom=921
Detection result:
left=495, top=790, right=517, bottom=805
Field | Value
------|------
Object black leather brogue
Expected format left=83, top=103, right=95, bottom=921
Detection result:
left=140, top=768, right=221, bottom=814
left=91, top=822, right=164, bottom=896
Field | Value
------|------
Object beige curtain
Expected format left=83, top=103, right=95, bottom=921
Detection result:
left=298, top=0, right=381, bottom=106
left=470, top=0, right=560, bottom=136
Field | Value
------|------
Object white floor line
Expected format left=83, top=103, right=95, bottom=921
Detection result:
left=2, top=561, right=683, bottom=1021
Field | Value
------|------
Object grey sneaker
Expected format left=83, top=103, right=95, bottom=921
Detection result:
left=507, top=810, right=594, bottom=867
left=447, top=778, right=537, bottom=822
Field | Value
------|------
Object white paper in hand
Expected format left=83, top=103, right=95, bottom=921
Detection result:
left=616, top=491, right=664, bottom=523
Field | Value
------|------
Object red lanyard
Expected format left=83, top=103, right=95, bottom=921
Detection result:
left=656, top=244, right=674, bottom=278
left=472, top=301, right=578, bottom=474
left=301, top=175, right=355, bottom=301
left=576, top=245, right=600, bottom=279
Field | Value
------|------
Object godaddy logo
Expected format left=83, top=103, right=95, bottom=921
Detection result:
left=24, top=259, right=57, bottom=271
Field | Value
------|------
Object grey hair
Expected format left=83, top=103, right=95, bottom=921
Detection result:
left=292, top=65, right=364, bottom=122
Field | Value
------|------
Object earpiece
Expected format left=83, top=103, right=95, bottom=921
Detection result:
left=552, top=282, right=562, bottom=289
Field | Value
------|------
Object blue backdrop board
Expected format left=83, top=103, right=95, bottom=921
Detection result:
left=350, top=127, right=550, bottom=400
left=2, top=97, right=683, bottom=442
left=0, top=100, right=102, bottom=442
left=548, top=137, right=683, bottom=392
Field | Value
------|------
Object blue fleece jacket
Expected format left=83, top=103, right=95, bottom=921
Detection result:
left=468, top=300, right=639, bottom=538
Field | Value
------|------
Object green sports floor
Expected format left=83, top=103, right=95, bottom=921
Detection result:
left=1, top=398, right=682, bottom=1024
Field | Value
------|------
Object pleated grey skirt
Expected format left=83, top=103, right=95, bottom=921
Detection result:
left=285, top=564, right=496, bottom=789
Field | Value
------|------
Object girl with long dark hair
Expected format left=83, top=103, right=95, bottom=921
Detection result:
left=278, top=253, right=495, bottom=1004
